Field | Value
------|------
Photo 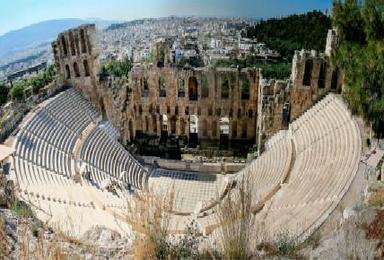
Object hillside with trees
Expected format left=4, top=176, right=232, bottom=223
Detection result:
left=247, top=11, right=332, bottom=60
left=332, top=0, right=384, bottom=137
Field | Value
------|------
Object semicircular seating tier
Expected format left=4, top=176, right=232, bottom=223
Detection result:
left=10, top=88, right=149, bottom=236
left=201, top=94, right=361, bottom=242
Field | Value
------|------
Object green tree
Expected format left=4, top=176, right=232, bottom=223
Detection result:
left=0, top=82, right=9, bottom=105
left=333, top=0, right=384, bottom=137
left=9, top=81, right=26, bottom=101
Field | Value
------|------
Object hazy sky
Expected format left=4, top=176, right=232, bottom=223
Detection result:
left=0, top=0, right=332, bottom=36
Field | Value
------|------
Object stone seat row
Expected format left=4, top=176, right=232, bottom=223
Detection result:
left=255, top=94, right=361, bottom=241
left=80, top=127, right=148, bottom=189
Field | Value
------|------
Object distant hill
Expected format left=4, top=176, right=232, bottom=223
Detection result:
left=247, top=11, right=332, bottom=60
left=0, top=18, right=120, bottom=59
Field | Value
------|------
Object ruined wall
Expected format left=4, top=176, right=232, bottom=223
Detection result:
left=289, top=29, right=342, bottom=120
left=51, top=25, right=342, bottom=152
left=52, top=24, right=102, bottom=110
left=256, top=79, right=290, bottom=151
left=129, top=66, right=260, bottom=142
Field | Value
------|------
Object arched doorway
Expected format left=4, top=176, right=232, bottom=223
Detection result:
left=188, top=77, right=198, bottom=101
left=189, top=115, right=198, bottom=148
left=202, top=118, right=208, bottom=137
left=129, top=119, right=134, bottom=141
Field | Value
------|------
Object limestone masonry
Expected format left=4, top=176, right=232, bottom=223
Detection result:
left=52, top=25, right=341, bottom=151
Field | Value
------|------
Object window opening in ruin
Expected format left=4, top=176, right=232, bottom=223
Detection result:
left=212, top=120, right=217, bottom=137
left=65, top=65, right=71, bottom=79
left=188, top=77, right=198, bottom=101
left=175, top=105, right=179, bottom=115
left=73, top=62, right=80, bottom=77
left=80, top=29, right=87, bottom=54
left=201, top=76, right=209, bottom=98
left=83, top=60, right=90, bottom=77
left=139, top=105, right=143, bottom=114
left=152, top=115, right=157, bottom=133
left=331, top=69, right=338, bottom=90
left=159, top=76, right=166, bottom=97
left=248, top=109, right=253, bottom=118
left=149, top=104, right=153, bottom=114
left=221, top=79, right=230, bottom=98
left=237, top=108, right=242, bottom=118
left=303, top=59, right=313, bottom=86
left=170, top=117, right=176, bottom=134
left=318, top=61, right=326, bottom=89
left=229, top=108, right=233, bottom=117
left=241, top=121, right=247, bottom=139
left=185, top=106, right=189, bottom=115
left=142, top=78, right=149, bottom=97
left=69, top=31, right=76, bottom=56
left=216, top=108, right=221, bottom=116
left=241, top=79, right=250, bottom=100
left=61, top=35, right=68, bottom=57
left=145, top=116, right=149, bottom=132
left=232, top=120, right=237, bottom=138
left=167, top=106, right=170, bottom=114
left=180, top=118, right=185, bottom=135
left=129, top=120, right=134, bottom=141
left=178, top=78, right=185, bottom=97
left=208, top=106, right=213, bottom=116
left=202, top=119, right=208, bottom=137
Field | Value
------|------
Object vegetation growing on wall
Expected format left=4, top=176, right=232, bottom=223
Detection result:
left=101, top=56, right=132, bottom=78
left=212, top=58, right=291, bottom=79
left=7, top=65, right=56, bottom=101
left=332, top=0, right=384, bottom=137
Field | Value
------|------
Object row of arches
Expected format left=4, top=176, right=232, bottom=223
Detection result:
left=64, top=60, right=90, bottom=79
left=302, top=59, right=339, bottom=90
left=132, top=114, right=253, bottom=139
left=135, top=103, right=256, bottom=119
left=140, top=75, right=251, bottom=100
left=60, top=29, right=88, bottom=57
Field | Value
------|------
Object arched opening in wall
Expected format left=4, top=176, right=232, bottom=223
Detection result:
left=83, top=60, right=90, bottom=77
left=221, top=79, right=230, bottom=99
left=178, top=78, right=185, bottom=97
left=129, top=119, right=134, bottom=141
left=73, top=62, right=80, bottom=77
left=303, top=59, right=313, bottom=86
left=160, top=114, right=168, bottom=144
left=170, top=116, right=176, bottom=134
left=220, top=117, right=229, bottom=149
left=189, top=115, right=199, bottom=148
left=232, top=120, right=237, bottom=138
left=69, top=31, right=76, bottom=56
left=248, top=109, right=253, bottom=118
left=241, top=121, right=248, bottom=139
left=80, top=29, right=87, bottom=54
left=142, top=78, right=149, bottom=97
left=202, top=118, right=208, bottom=137
left=180, top=118, right=185, bottom=135
left=188, top=77, right=198, bottom=101
left=159, top=76, right=166, bottom=97
left=152, top=115, right=157, bottom=134
left=212, top=120, right=217, bottom=137
left=201, top=76, right=209, bottom=98
left=99, top=98, right=107, bottom=119
left=65, top=65, right=71, bottom=79
left=331, top=69, right=338, bottom=90
left=61, top=35, right=68, bottom=57
left=241, top=78, right=250, bottom=100
left=145, top=116, right=149, bottom=132
left=175, top=105, right=179, bottom=115
left=318, top=61, right=326, bottom=89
